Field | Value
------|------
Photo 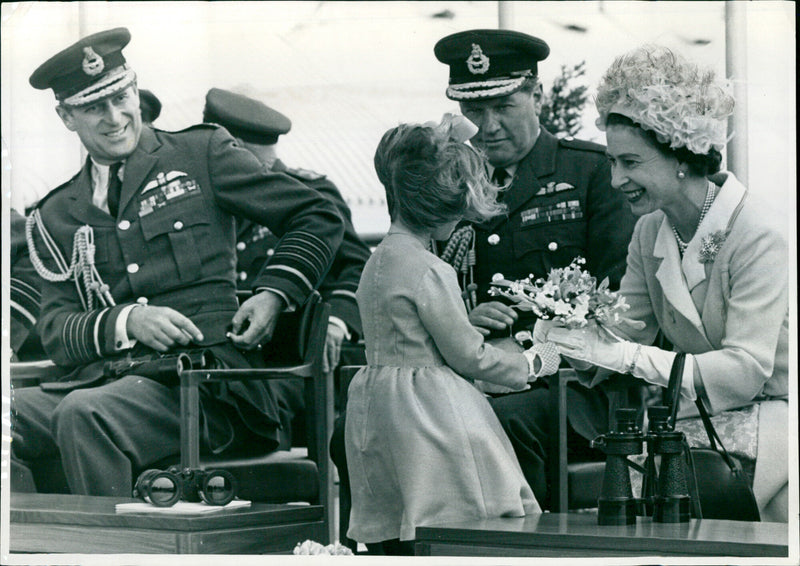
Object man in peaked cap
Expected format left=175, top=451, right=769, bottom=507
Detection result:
left=11, top=28, right=344, bottom=496
left=138, top=89, right=162, bottom=125
left=204, top=88, right=371, bottom=382
left=430, top=29, right=638, bottom=509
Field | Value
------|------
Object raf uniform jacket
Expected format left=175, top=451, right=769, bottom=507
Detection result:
left=471, top=128, right=636, bottom=313
left=235, top=159, right=371, bottom=339
left=10, top=208, right=45, bottom=360
left=29, top=125, right=344, bottom=451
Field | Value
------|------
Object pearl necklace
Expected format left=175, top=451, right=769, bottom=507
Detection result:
left=671, top=181, right=716, bottom=255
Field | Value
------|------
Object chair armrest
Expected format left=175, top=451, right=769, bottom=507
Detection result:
left=546, top=368, right=578, bottom=513
left=10, top=360, right=70, bottom=387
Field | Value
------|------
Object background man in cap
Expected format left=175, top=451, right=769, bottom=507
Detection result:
left=432, top=29, right=638, bottom=509
left=11, top=27, right=344, bottom=496
left=203, top=88, right=371, bottom=381
left=138, top=88, right=161, bottom=125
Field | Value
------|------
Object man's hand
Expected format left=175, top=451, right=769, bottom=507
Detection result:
left=126, top=305, right=204, bottom=353
left=468, top=301, right=518, bottom=335
left=323, top=322, right=346, bottom=374
left=228, top=290, right=285, bottom=350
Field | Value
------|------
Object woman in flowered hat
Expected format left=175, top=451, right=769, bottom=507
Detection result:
left=540, top=45, right=788, bottom=521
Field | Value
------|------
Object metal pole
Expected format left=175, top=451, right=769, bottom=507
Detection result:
left=725, top=1, right=748, bottom=185
left=498, top=1, right=513, bottom=30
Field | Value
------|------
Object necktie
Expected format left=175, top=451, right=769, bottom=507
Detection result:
left=107, top=162, right=123, bottom=217
left=492, top=167, right=509, bottom=187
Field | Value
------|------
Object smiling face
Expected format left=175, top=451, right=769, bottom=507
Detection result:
left=605, top=122, right=685, bottom=218
left=56, top=85, right=142, bottom=164
left=459, top=86, right=542, bottom=168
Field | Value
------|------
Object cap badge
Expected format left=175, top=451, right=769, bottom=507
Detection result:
left=466, top=43, right=490, bottom=75
left=81, top=47, right=104, bottom=76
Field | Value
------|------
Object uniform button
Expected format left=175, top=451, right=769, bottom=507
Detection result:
left=236, top=242, right=246, bottom=251
left=239, top=271, right=248, bottom=281
left=491, top=273, right=504, bottom=282
left=487, top=234, right=500, bottom=246
left=127, top=263, right=139, bottom=274
left=266, top=249, right=275, bottom=256
left=548, top=241, right=558, bottom=251
left=173, top=220, right=184, bottom=231
left=136, top=297, right=148, bottom=305
left=118, top=220, right=131, bottom=230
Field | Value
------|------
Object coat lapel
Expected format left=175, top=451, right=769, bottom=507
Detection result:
left=653, top=218, right=704, bottom=330
left=66, top=159, right=115, bottom=226
left=481, top=129, right=557, bottom=232
left=653, top=173, right=747, bottom=345
left=118, top=127, right=161, bottom=215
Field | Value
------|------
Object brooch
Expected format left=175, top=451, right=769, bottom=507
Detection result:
left=698, top=230, right=727, bottom=263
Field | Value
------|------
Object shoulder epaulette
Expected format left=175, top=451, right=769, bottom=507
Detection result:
left=558, top=136, right=606, bottom=154
left=175, top=122, right=222, bottom=134
left=34, top=170, right=81, bottom=210
left=285, top=166, right=326, bottom=182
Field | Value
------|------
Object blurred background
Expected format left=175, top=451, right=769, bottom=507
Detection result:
left=1, top=1, right=795, bottom=239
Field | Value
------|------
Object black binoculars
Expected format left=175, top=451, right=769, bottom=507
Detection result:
left=643, top=405, right=692, bottom=523
left=133, top=466, right=237, bottom=507
left=591, top=408, right=643, bottom=525
left=592, top=406, right=694, bottom=525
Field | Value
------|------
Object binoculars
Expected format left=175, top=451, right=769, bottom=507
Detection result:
left=133, top=466, right=237, bottom=507
left=592, top=406, right=693, bottom=525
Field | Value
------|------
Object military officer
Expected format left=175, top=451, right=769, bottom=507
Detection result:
left=10, top=28, right=344, bottom=496
left=432, top=29, right=638, bottom=508
left=202, top=88, right=371, bottom=377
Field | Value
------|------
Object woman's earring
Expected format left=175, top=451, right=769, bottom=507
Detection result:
left=677, top=170, right=686, bottom=179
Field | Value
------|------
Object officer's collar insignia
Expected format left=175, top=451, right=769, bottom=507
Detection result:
left=81, top=47, right=104, bottom=76
left=466, top=44, right=490, bottom=75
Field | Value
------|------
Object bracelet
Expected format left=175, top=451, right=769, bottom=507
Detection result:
left=627, top=343, right=643, bottom=375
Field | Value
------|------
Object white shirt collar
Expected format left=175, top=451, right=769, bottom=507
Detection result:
left=90, top=159, right=125, bottom=213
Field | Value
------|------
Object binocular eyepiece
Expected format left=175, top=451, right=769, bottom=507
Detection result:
left=133, top=466, right=237, bottom=507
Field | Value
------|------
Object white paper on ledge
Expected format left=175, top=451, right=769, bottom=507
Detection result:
left=115, top=499, right=251, bottom=515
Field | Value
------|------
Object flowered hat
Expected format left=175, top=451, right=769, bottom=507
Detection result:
left=595, top=45, right=734, bottom=155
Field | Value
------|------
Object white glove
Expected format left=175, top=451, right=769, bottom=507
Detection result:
left=533, top=318, right=592, bottom=371
left=547, top=326, right=696, bottom=400
left=523, top=341, right=561, bottom=381
left=532, top=318, right=559, bottom=345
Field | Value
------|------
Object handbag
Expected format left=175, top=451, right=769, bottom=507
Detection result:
left=664, top=353, right=760, bottom=521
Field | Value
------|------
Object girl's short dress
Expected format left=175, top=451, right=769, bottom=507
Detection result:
left=345, top=230, right=540, bottom=543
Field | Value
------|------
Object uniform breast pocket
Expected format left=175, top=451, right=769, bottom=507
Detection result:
left=512, top=221, right=587, bottom=275
left=139, top=194, right=211, bottom=282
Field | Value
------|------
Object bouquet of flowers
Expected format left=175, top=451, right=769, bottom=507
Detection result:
left=488, top=257, right=636, bottom=333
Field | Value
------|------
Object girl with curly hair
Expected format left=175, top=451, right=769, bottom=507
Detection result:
left=344, top=116, right=559, bottom=553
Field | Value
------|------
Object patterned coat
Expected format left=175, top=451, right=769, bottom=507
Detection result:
left=235, top=159, right=370, bottom=338
left=28, top=125, right=344, bottom=449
